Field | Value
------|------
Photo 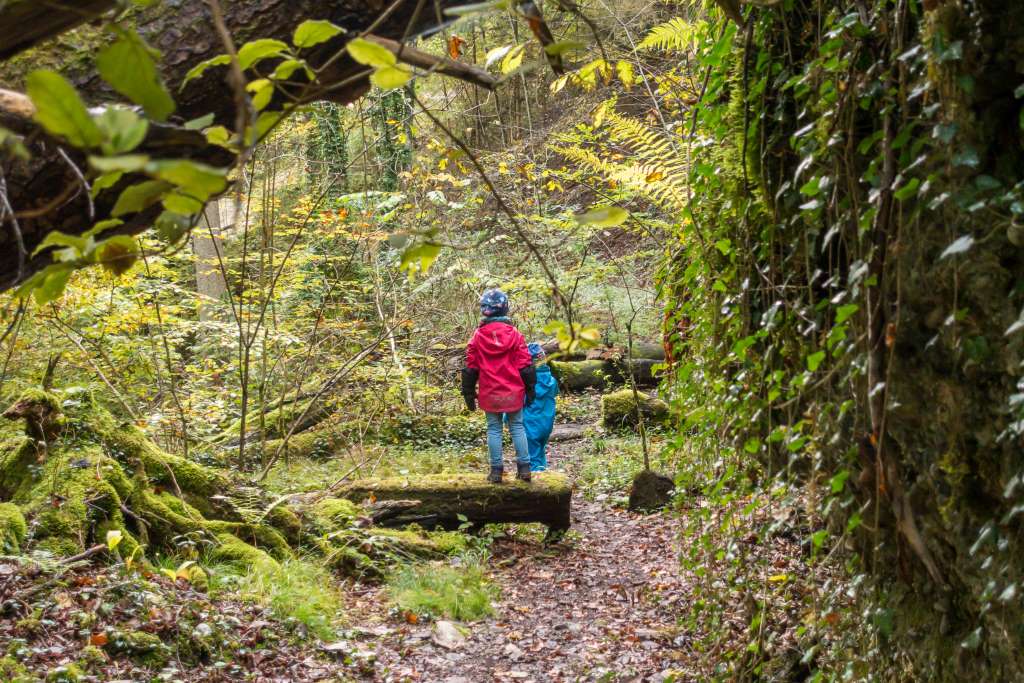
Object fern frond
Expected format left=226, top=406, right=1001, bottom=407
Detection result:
left=638, top=17, right=704, bottom=52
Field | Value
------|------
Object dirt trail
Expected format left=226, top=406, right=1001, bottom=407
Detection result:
left=351, top=436, right=690, bottom=682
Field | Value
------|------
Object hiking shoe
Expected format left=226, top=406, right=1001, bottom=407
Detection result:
left=516, top=463, right=532, bottom=482
left=488, top=467, right=503, bottom=484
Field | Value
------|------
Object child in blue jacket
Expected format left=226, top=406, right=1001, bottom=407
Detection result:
left=522, top=342, right=558, bottom=471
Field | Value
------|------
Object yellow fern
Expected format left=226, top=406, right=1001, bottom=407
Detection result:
left=551, top=111, right=689, bottom=215
left=638, top=17, right=706, bottom=52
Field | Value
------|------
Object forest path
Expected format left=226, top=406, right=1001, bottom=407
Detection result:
left=349, top=433, right=691, bottom=682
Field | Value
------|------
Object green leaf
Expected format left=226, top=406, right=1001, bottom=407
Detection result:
left=237, top=39, right=289, bottom=70
left=205, top=126, right=233, bottom=147
left=96, top=29, right=175, bottom=121
left=829, top=470, right=850, bottom=493
left=183, top=55, right=230, bottom=87
left=26, top=71, right=102, bottom=148
left=83, top=219, right=124, bottom=239
left=0, top=126, right=30, bottom=160
left=89, top=154, right=150, bottom=173
left=112, top=180, right=173, bottom=216
left=247, top=78, right=274, bottom=111
left=147, top=160, right=227, bottom=200
left=806, top=350, right=826, bottom=371
left=893, top=177, right=920, bottom=201
left=184, top=113, right=215, bottom=130
left=32, top=230, right=89, bottom=257
left=370, top=65, right=412, bottom=90
left=834, top=303, right=858, bottom=324
left=544, top=40, right=585, bottom=56
left=574, top=205, right=628, bottom=227
left=163, top=192, right=204, bottom=214
left=95, top=235, right=138, bottom=275
left=32, top=265, right=74, bottom=304
left=399, top=242, right=441, bottom=278
left=346, top=38, right=396, bottom=68
left=154, top=210, right=192, bottom=243
left=272, top=58, right=311, bottom=81
left=90, top=171, right=124, bottom=199
left=95, top=107, right=149, bottom=155
left=443, top=0, right=509, bottom=17
left=810, top=529, right=828, bottom=550
left=293, top=19, right=343, bottom=48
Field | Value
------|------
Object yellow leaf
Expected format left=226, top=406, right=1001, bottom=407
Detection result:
left=768, top=574, right=789, bottom=583
left=501, top=45, right=526, bottom=74
left=106, top=529, right=123, bottom=551
left=346, top=38, right=396, bottom=67
left=371, top=65, right=412, bottom=90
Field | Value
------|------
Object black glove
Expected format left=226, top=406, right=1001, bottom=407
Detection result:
left=461, top=367, right=479, bottom=411
left=519, top=365, right=537, bottom=406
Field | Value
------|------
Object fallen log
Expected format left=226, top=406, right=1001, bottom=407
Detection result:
left=601, top=389, right=669, bottom=430
left=549, top=358, right=660, bottom=392
left=337, top=472, right=572, bottom=532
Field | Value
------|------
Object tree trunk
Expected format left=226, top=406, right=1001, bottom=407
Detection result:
left=192, top=200, right=231, bottom=322
left=337, top=472, right=573, bottom=531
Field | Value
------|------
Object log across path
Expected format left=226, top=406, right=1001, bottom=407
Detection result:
left=343, top=438, right=693, bottom=682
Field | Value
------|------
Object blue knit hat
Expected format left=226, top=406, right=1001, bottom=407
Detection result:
left=480, top=288, right=509, bottom=317
left=527, top=342, right=545, bottom=360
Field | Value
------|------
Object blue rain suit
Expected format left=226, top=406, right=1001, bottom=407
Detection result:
left=522, top=364, right=558, bottom=471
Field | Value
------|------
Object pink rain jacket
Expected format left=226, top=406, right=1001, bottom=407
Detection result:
left=466, top=321, right=532, bottom=413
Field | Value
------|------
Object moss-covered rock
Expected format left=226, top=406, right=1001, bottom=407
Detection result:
left=601, top=389, right=668, bottom=430
left=208, top=532, right=278, bottom=569
left=103, top=630, right=169, bottom=669
left=0, top=501, right=26, bottom=552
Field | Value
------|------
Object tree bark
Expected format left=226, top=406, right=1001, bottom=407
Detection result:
left=338, top=472, right=573, bottom=531
left=193, top=200, right=231, bottom=322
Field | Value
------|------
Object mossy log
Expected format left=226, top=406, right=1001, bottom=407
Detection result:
left=549, top=360, right=619, bottom=391
left=337, top=472, right=572, bottom=531
left=0, top=388, right=458, bottom=579
left=549, top=358, right=660, bottom=392
left=601, top=389, right=669, bottom=430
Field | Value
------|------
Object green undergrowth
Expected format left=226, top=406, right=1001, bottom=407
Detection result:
left=577, top=435, right=671, bottom=501
left=208, top=556, right=345, bottom=640
left=387, top=553, right=497, bottom=622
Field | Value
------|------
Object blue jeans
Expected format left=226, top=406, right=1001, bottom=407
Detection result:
left=486, top=410, right=529, bottom=468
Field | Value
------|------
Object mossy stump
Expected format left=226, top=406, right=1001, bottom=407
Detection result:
left=337, top=471, right=572, bottom=532
left=628, top=469, right=674, bottom=512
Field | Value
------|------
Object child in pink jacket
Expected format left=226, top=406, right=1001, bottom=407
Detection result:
left=461, top=289, right=536, bottom=483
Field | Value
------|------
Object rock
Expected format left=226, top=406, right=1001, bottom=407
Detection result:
left=628, top=469, right=675, bottom=512
left=321, top=640, right=351, bottom=656
left=502, top=643, right=524, bottom=660
left=548, top=423, right=592, bottom=442
left=432, top=621, right=467, bottom=650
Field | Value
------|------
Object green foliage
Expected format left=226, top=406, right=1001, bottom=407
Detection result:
left=209, top=556, right=345, bottom=640
left=387, top=556, right=496, bottom=621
